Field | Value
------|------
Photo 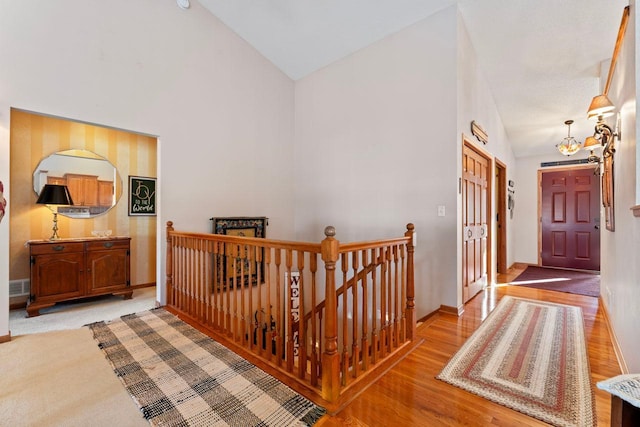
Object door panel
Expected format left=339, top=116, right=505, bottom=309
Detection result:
left=462, top=145, right=489, bottom=303
left=541, top=168, right=600, bottom=270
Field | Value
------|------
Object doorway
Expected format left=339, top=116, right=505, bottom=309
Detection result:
left=539, top=166, right=600, bottom=271
left=462, top=140, right=492, bottom=303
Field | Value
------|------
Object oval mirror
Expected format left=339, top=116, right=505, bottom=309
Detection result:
left=33, top=149, right=122, bottom=218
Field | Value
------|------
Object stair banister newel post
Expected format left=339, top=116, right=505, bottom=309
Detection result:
left=166, top=221, right=174, bottom=306
left=321, top=226, right=340, bottom=402
left=404, top=223, right=416, bottom=341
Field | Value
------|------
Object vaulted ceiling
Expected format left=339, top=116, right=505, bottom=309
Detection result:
left=196, top=0, right=628, bottom=158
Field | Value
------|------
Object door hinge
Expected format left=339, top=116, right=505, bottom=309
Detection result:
left=127, top=280, right=131, bottom=287
left=30, top=256, right=35, bottom=265
left=126, top=249, right=130, bottom=256
left=30, top=294, right=36, bottom=302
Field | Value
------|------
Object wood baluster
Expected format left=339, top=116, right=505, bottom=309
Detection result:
left=400, top=244, right=406, bottom=344
left=318, top=309, right=323, bottom=379
left=393, top=244, right=400, bottom=350
left=310, top=253, right=319, bottom=386
left=380, top=246, right=388, bottom=359
left=285, top=248, right=294, bottom=372
left=248, top=245, right=255, bottom=351
left=321, top=226, right=340, bottom=402
left=187, top=238, right=193, bottom=316
left=232, top=244, right=240, bottom=341
left=264, top=248, right=272, bottom=362
left=297, top=250, right=306, bottom=380
left=225, top=243, right=232, bottom=336
left=166, top=222, right=174, bottom=306
left=371, top=247, right=378, bottom=365
left=361, top=248, right=369, bottom=372
left=193, top=239, right=199, bottom=321
left=274, top=249, right=283, bottom=366
left=341, top=252, right=349, bottom=385
left=212, top=241, right=219, bottom=330
left=176, top=238, right=182, bottom=311
left=405, top=223, right=416, bottom=341
left=193, top=240, right=198, bottom=321
left=240, top=244, right=247, bottom=346
left=206, top=241, right=213, bottom=328
left=351, top=250, right=360, bottom=378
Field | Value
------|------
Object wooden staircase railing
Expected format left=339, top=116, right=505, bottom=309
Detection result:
left=165, top=221, right=417, bottom=412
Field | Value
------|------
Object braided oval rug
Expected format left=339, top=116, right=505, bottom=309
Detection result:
left=437, top=296, right=595, bottom=427
left=88, top=309, right=325, bottom=426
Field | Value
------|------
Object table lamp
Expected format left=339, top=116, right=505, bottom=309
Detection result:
left=36, top=184, right=74, bottom=240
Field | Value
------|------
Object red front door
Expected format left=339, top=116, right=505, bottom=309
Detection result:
left=541, top=167, right=600, bottom=271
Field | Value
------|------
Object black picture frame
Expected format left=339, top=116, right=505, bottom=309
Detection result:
left=210, top=217, right=267, bottom=289
left=128, top=176, right=156, bottom=216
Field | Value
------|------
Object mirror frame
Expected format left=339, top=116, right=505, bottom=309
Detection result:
left=33, top=149, right=122, bottom=219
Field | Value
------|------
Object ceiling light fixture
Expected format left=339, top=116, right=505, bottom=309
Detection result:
left=177, top=0, right=190, bottom=10
left=556, top=120, right=581, bottom=156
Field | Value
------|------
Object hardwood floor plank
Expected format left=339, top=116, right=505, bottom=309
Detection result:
left=317, top=267, right=621, bottom=426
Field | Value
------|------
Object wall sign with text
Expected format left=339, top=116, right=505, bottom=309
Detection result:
left=128, top=176, right=156, bottom=216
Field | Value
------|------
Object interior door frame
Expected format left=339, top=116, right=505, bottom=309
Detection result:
left=462, top=137, right=493, bottom=301
left=537, top=164, right=598, bottom=266
left=495, top=158, right=507, bottom=274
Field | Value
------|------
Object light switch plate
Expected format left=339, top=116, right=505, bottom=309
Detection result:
left=437, top=205, right=446, bottom=217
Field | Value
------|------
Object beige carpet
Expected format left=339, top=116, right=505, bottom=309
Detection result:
left=9, top=287, right=157, bottom=336
left=0, top=327, right=148, bottom=427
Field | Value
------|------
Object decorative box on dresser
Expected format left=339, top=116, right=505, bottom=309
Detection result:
left=27, top=236, right=132, bottom=317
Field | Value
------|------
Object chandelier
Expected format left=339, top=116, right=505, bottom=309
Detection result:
left=556, top=119, right=581, bottom=156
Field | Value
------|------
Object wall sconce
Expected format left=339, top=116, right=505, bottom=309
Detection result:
left=556, top=120, right=582, bottom=156
left=36, top=184, right=74, bottom=240
left=587, top=94, right=616, bottom=121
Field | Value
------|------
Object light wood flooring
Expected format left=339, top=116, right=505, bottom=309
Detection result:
left=317, top=264, right=621, bottom=426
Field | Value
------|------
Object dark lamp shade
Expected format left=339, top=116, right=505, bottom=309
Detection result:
left=36, top=184, right=74, bottom=206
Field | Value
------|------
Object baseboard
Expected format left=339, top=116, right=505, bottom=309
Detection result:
left=131, top=282, right=156, bottom=290
left=600, top=297, right=629, bottom=374
left=10, top=296, right=29, bottom=310
left=417, top=308, right=439, bottom=324
left=0, top=332, right=11, bottom=343
left=439, top=304, right=464, bottom=316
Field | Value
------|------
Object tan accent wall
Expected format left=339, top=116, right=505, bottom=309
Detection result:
left=9, top=110, right=157, bottom=288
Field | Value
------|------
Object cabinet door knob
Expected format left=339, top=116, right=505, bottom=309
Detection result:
left=53, top=245, right=65, bottom=251
left=103, top=242, right=114, bottom=248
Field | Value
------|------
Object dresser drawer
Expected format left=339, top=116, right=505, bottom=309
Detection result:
left=29, top=242, right=85, bottom=255
left=86, top=239, right=130, bottom=252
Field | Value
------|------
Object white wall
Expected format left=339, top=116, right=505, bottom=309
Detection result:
left=294, top=7, right=458, bottom=316
left=599, top=0, right=640, bottom=372
left=456, top=11, right=517, bottom=301
left=0, top=0, right=295, bottom=336
left=293, top=7, right=518, bottom=316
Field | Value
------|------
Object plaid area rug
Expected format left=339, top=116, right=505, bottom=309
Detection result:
left=437, top=296, right=595, bottom=427
left=88, top=309, right=325, bottom=426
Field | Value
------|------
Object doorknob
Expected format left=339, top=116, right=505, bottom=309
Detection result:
left=595, top=225, right=600, bottom=230
left=467, top=229, right=473, bottom=238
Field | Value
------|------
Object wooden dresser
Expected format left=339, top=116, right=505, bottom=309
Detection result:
left=27, top=237, right=132, bottom=317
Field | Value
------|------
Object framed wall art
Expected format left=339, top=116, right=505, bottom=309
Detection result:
left=128, top=176, right=156, bottom=216
left=210, top=217, right=268, bottom=289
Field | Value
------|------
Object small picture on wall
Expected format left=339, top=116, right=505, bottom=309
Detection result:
left=128, top=176, right=156, bottom=216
